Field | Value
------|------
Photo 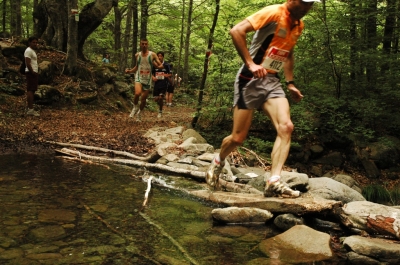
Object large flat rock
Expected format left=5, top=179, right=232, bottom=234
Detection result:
left=190, top=190, right=342, bottom=214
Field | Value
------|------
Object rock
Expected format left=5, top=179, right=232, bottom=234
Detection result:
left=182, top=128, right=207, bottom=144
left=29, top=225, right=66, bottom=242
left=312, top=151, right=343, bottom=167
left=211, top=207, right=273, bottom=224
left=113, top=81, right=130, bottom=94
left=369, top=140, right=400, bottom=169
left=274, top=213, right=305, bottom=231
left=310, top=217, right=343, bottom=233
left=190, top=190, right=342, bottom=215
left=336, top=201, right=400, bottom=238
left=360, top=158, right=380, bottom=178
left=178, top=137, right=214, bottom=154
left=310, top=144, right=324, bottom=155
left=343, top=236, right=400, bottom=264
left=322, top=172, right=362, bottom=193
left=307, top=177, right=365, bottom=203
left=196, top=153, right=216, bottom=162
left=38, top=61, right=55, bottom=85
left=259, top=225, right=333, bottom=263
left=346, top=251, right=381, bottom=265
left=0, top=248, right=24, bottom=260
left=79, top=81, right=97, bottom=92
left=0, top=236, right=17, bottom=248
left=35, top=85, right=62, bottom=104
left=38, top=209, right=76, bottom=223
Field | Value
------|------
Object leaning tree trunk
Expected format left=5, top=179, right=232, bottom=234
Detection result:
left=183, top=0, right=193, bottom=89
left=34, top=0, right=117, bottom=60
left=191, top=0, right=220, bottom=128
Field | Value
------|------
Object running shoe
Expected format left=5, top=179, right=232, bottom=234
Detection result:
left=129, top=105, right=137, bottom=118
left=205, top=158, right=223, bottom=188
left=264, top=179, right=300, bottom=198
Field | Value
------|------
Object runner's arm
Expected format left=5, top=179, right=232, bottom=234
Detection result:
left=125, top=54, right=139, bottom=73
left=230, top=19, right=267, bottom=78
left=153, top=54, right=164, bottom=69
left=284, top=50, right=303, bottom=102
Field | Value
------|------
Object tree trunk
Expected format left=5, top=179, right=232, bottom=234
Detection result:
left=114, top=4, right=122, bottom=65
left=63, top=0, right=78, bottom=75
left=2, top=0, right=6, bottom=33
left=122, top=0, right=133, bottom=72
left=175, top=0, right=185, bottom=79
left=191, top=0, right=220, bottom=128
left=33, top=0, right=38, bottom=36
left=10, top=0, right=16, bottom=36
left=140, top=0, right=148, bottom=39
left=349, top=1, right=356, bottom=81
left=34, top=0, right=117, bottom=60
left=365, top=0, right=378, bottom=90
left=183, top=0, right=193, bottom=89
left=381, top=0, right=396, bottom=73
left=131, top=0, right=138, bottom=67
left=15, top=0, right=22, bottom=36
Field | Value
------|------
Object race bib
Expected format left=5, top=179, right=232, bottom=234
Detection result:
left=261, top=46, right=290, bottom=72
left=140, top=69, right=151, bottom=80
left=156, top=72, right=164, bottom=80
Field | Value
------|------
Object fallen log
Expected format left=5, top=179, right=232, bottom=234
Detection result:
left=48, top=141, right=160, bottom=162
left=56, top=148, right=205, bottom=181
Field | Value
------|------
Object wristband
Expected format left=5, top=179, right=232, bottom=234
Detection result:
left=285, top=81, right=295, bottom=86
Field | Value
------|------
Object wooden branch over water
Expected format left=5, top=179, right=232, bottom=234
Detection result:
left=56, top=148, right=205, bottom=180
left=48, top=141, right=160, bottom=162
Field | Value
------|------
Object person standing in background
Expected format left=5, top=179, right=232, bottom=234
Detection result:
left=102, top=54, right=110, bottom=64
left=24, top=36, right=40, bottom=117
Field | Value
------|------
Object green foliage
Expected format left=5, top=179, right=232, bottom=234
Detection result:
left=362, top=184, right=391, bottom=204
left=243, top=136, right=274, bottom=154
left=362, top=184, right=400, bottom=205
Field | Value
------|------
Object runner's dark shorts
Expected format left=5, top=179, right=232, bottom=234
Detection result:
left=26, top=72, right=38, bottom=92
left=233, top=73, right=285, bottom=109
left=166, top=84, right=175, bottom=94
left=153, top=85, right=167, bottom=97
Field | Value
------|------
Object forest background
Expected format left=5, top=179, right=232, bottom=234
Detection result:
left=1, top=0, right=400, bottom=165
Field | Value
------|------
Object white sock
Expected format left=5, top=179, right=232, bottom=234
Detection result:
left=214, top=155, right=225, bottom=166
left=268, top=175, right=280, bottom=183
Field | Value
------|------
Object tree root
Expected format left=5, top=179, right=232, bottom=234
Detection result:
left=49, top=141, right=160, bottom=162
left=56, top=147, right=205, bottom=180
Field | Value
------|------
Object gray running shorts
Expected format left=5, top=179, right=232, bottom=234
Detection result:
left=233, top=73, right=285, bottom=110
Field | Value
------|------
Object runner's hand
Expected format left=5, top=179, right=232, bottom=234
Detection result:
left=248, top=64, right=267, bottom=79
left=287, top=85, right=303, bottom=102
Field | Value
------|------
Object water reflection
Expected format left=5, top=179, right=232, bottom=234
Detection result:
left=0, top=154, right=277, bottom=264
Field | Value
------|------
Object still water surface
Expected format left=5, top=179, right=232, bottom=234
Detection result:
left=0, top=154, right=288, bottom=265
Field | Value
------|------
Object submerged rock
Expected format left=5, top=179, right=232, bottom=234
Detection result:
left=259, top=225, right=333, bottom=263
left=211, top=207, right=273, bottom=224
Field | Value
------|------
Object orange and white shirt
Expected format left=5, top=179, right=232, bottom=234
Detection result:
left=239, top=3, right=304, bottom=77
